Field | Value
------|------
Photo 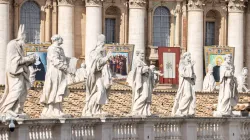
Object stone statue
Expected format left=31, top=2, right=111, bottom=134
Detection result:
left=237, top=67, right=249, bottom=92
left=127, top=50, right=159, bottom=116
left=75, top=63, right=87, bottom=82
left=202, top=64, right=216, bottom=92
left=214, top=54, right=238, bottom=117
left=172, top=52, right=196, bottom=117
left=127, top=50, right=140, bottom=87
left=82, top=34, right=112, bottom=117
left=66, top=57, right=78, bottom=85
left=29, top=65, right=40, bottom=87
left=40, top=35, right=73, bottom=118
left=0, top=25, right=35, bottom=119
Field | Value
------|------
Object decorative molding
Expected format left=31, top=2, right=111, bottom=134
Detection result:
left=45, top=0, right=53, bottom=9
left=0, top=0, right=9, bottom=3
left=85, top=0, right=102, bottom=7
left=58, top=0, right=76, bottom=5
left=187, top=0, right=205, bottom=11
left=205, top=0, right=221, bottom=6
left=226, top=0, right=247, bottom=13
left=129, top=0, right=146, bottom=9
left=175, top=2, right=182, bottom=14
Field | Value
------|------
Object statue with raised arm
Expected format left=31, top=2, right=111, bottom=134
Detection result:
left=172, top=52, right=196, bottom=117
left=214, top=54, right=238, bottom=117
left=0, top=25, right=35, bottom=119
left=82, top=34, right=112, bottom=117
left=237, top=67, right=249, bottom=93
left=127, top=50, right=160, bottom=116
left=40, top=35, right=73, bottom=118
left=202, top=64, right=216, bottom=92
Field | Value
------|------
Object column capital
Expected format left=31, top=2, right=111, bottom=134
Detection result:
left=175, top=2, right=182, bottom=14
left=187, top=0, right=205, bottom=11
left=129, top=0, right=146, bottom=9
left=227, top=0, right=247, bottom=13
left=0, top=0, right=9, bottom=4
left=85, top=0, right=102, bottom=7
left=45, top=0, right=53, bottom=9
left=58, top=0, right=76, bottom=6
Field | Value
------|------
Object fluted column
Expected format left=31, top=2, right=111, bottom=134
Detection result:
left=85, top=0, right=102, bottom=66
left=174, top=2, right=181, bottom=47
left=0, top=0, right=9, bottom=85
left=187, top=0, right=204, bottom=91
left=45, top=0, right=53, bottom=43
left=58, top=0, right=75, bottom=57
left=128, top=0, right=146, bottom=58
left=227, top=0, right=246, bottom=76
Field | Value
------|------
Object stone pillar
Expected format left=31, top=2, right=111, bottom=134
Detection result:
left=95, top=121, right=113, bottom=140
left=187, top=0, right=204, bottom=91
left=128, top=0, right=146, bottom=58
left=181, top=119, right=198, bottom=140
left=246, top=2, right=250, bottom=85
left=45, top=0, right=53, bottom=43
left=174, top=2, right=181, bottom=47
left=138, top=122, right=154, bottom=140
left=14, top=2, right=19, bottom=38
left=222, top=120, right=241, bottom=140
left=58, top=0, right=75, bottom=57
left=0, top=0, right=9, bottom=85
left=85, top=0, right=102, bottom=66
left=227, top=0, right=246, bottom=77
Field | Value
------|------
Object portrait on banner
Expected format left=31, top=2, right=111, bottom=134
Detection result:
left=204, top=46, right=235, bottom=83
left=105, top=44, right=134, bottom=79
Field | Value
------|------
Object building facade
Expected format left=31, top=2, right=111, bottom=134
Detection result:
left=0, top=0, right=249, bottom=90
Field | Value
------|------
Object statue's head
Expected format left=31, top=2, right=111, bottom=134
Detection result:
left=51, top=34, right=63, bottom=46
left=224, top=54, right=232, bottom=64
left=96, top=34, right=105, bottom=47
left=182, top=52, right=191, bottom=63
left=16, top=24, right=26, bottom=45
left=138, top=50, right=144, bottom=61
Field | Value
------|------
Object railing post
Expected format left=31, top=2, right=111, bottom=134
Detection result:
left=95, top=118, right=113, bottom=140
left=138, top=121, right=154, bottom=140
left=222, top=119, right=241, bottom=140
left=10, top=120, right=29, bottom=140
left=53, top=119, right=72, bottom=140
left=181, top=119, right=198, bottom=140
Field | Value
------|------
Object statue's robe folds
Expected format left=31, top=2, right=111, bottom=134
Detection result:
left=172, top=63, right=196, bottom=116
left=130, top=60, right=154, bottom=116
left=202, top=72, right=216, bottom=92
left=40, top=45, right=68, bottom=109
left=0, top=40, right=30, bottom=114
left=216, top=63, right=238, bottom=116
left=237, top=75, right=248, bottom=92
left=82, top=53, right=112, bottom=116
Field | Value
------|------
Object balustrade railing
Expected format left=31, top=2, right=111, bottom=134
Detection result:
left=0, top=117, right=249, bottom=140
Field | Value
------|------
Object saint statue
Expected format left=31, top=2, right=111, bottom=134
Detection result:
left=237, top=67, right=249, bottom=93
left=127, top=50, right=160, bottom=116
left=0, top=25, right=35, bottom=118
left=82, top=34, right=112, bottom=116
left=214, top=54, right=238, bottom=117
left=40, top=35, right=73, bottom=118
left=202, top=64, right=216, bottom=92
left=172, top=52, right=196, bottom=117
left=75, top=63, right=87, bottom=82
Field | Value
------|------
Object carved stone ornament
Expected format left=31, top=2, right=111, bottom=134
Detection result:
left=175, top=2, right=182, bottom=13
left=129, top=0, right=146, bottom=8
left=45, top=0, right=53, bottom=9
left=85, top=0, right=102, bottom=6
left=187, top=0, right=205, bottom=10
left=227, top=0, right=247, bottom=12
left=58, top=0, right=76, bottom=5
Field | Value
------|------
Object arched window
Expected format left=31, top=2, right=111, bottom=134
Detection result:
left=153, top=6, right=170, bottom=47
left=20, top=1, right=40, bottom=44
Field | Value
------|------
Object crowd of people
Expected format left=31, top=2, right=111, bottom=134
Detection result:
left=108, top=54, right=128, bottom=76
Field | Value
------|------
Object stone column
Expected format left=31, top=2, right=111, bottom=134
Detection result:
left=45, top=0, right=53, bottom=43
left=85, top=0, right=102, bottom=66
left=58, top=0, right=75, bottom=57
left=187, top=0, right=204, bottom=91
left=174, top=2, right=181, bottom=47
left=227, top=0, right=246, bottom=77
left=0, top=0, right=9, bottom=85
left=181, top=119, right=198, bottom=140
left=128, top=0, right=146, bottom=58
left=246, top=2, right=250, bottom=85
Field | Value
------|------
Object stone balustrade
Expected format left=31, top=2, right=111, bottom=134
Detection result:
left=0, top=117, right=250, bottom=140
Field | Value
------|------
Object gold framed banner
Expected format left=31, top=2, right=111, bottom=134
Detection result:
left=204, top=46, right=235, bottom=82
left=104, top=44, right=134, bottom=79
left=24, top=44, right=50, bottom=87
